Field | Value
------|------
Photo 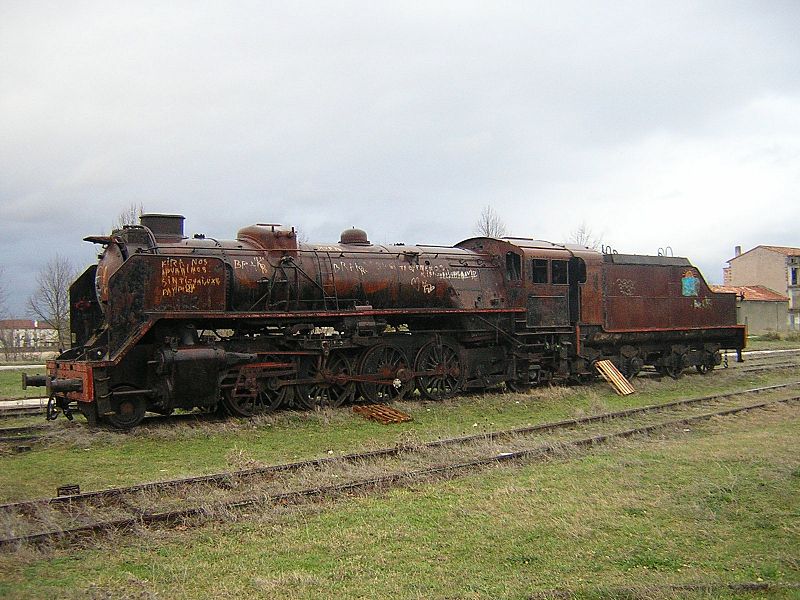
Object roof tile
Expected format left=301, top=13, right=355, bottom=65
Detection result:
left=710, top=285, right=789, bottom=302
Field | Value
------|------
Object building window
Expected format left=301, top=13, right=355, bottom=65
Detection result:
left=792, top=267, right=798, bottom=286
left=552, top=260, right=569, bottom=285
left=531, top=259, right=548, bottom=283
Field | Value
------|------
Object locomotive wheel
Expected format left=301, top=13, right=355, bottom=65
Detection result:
left=104, top=384, right=147, bottom=429
left=221, top=389, right=251, bottom=417
left=414, top=339, right=464, bottom=401
left=505, top=380, right=530, bottom=393
left=296, top=353, right=356, bottom=409
left=222, top=387, right=288, bottom=417
left=79, top=402, right=99, bottom=427
left=258, top=377, right=294, bottom=412
left=221, top=360, right=294, bottom=417
left=358, top=343, right=414, bottom=403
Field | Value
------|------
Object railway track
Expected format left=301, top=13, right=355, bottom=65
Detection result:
left=728, top=352, right=800, bottom=374
left=0, top=405, right=46, bottom=418
left=1, top=381, right=797, bottom=549
left=0, top=412, right=222, bottom=450
left=0, top=424, right=47, bottom=445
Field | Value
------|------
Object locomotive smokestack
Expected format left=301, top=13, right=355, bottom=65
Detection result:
left=140, top=214, right=185, bottom=240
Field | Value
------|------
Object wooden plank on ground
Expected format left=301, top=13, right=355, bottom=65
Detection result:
left=594, top=360, right=636, bottom=395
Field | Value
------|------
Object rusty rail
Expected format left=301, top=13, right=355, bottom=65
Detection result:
left=1, top=380, right=798, bottom=515
left=1, top=394, right=796, bottom=548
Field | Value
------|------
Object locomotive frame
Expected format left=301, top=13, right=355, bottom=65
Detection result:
left=26, top=214, right=745, bottom=428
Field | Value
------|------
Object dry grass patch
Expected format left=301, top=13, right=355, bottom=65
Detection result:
left=0, top=405, right=797, bottom=598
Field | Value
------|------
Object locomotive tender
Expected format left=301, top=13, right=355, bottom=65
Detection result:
left=26, top=213, right=745, bottom=428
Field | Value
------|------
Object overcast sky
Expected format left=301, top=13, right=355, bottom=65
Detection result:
left=1, top=1, right=799, bottom=315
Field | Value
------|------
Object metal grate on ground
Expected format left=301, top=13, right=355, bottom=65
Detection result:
left=352, top=404, right=413, bottom=424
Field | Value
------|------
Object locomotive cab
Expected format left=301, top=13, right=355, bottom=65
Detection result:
left=457, top=237, right=599, bottom=328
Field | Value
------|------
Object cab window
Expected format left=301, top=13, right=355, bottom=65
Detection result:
left=531, top=259, right=548, bottom=283
left=506, top=252, right=521, bottom=280
left=552, top=260, right=569, bottom=284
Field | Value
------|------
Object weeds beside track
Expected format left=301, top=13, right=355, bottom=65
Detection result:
left=1, top=381, right=797, bottom=549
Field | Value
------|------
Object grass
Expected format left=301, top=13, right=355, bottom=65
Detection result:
left=0, top=368, right=798, bottom=501
left=744, top=335, right=800, bottom=352
left=0, top=398, right=797, bottom=598
left=0, top=368, right=45, bottom=402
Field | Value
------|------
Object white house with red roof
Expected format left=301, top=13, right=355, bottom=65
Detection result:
left=723, top=245, right=800, bottom=330
left=710, top=285, right=789, bottom=334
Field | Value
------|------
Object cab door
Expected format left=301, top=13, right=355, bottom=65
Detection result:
left=505, top=251, right=525, bottom=306
left=526, top=257, right=569, bottom=328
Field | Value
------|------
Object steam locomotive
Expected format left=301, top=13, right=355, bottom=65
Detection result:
left=24, top=213, right=745, bottom=428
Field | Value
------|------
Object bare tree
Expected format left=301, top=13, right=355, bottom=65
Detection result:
left=294, top=227, right=310, bottom=244
left=474, top=205, right=507, bottom=238
left=114, top=202, right=145, bottom=229
left=569, top=222, right=602, bottom=250
left=0, top=266, right=8, bottom=319
left=27, top=255, right=75, bottom=350
left=0, top=266, right=13, bottom=360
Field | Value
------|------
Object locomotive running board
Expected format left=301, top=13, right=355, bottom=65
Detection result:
left=353, top=404, right=413, bottom=424
left=594, top=360, right=636, bottom=396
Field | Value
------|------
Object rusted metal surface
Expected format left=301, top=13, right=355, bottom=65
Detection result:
left=34, top=213, right=748, bottom=427
left=108, top=254, right=227, bottom=315
left=352, top=403, right=413, bottom=424
left=49, top=361, right=94, bottom=403
left=603, top=256, right=738, bottom=330
left=55, top=484, right=80, bottom=497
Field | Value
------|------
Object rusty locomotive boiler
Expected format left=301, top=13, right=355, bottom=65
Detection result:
left=25, top=213, right=745, bottom=428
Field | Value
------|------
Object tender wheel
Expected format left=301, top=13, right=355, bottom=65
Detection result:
left=695, top=351, right=717, bottom=374
left=296, top=353, right=356, bottom=409
left=104, top=384, right=147, bottom=429
left=659, top=354, right=685, bottom=380
left=622, top=357, right=643, bottom=379
left=414, top=339, right=464, bottom=400
left=358, top=343, right=414, bottom=403
left=695, top=363, right=714, bottom=374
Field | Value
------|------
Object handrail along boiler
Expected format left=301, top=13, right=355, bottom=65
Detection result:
left=24, top=213, right=745, bottom=428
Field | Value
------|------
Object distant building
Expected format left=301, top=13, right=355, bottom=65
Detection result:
left=710, top=285, right=789, bottom=334
left=0, top=319, right=59, bottom=352
left=724, top=245, right=800, bottom=330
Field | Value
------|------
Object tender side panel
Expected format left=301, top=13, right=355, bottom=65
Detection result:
left=604, top=262, right=737, bottom=330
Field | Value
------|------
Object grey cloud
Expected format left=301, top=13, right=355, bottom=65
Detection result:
left=1, top=1, right=799, bottom=313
